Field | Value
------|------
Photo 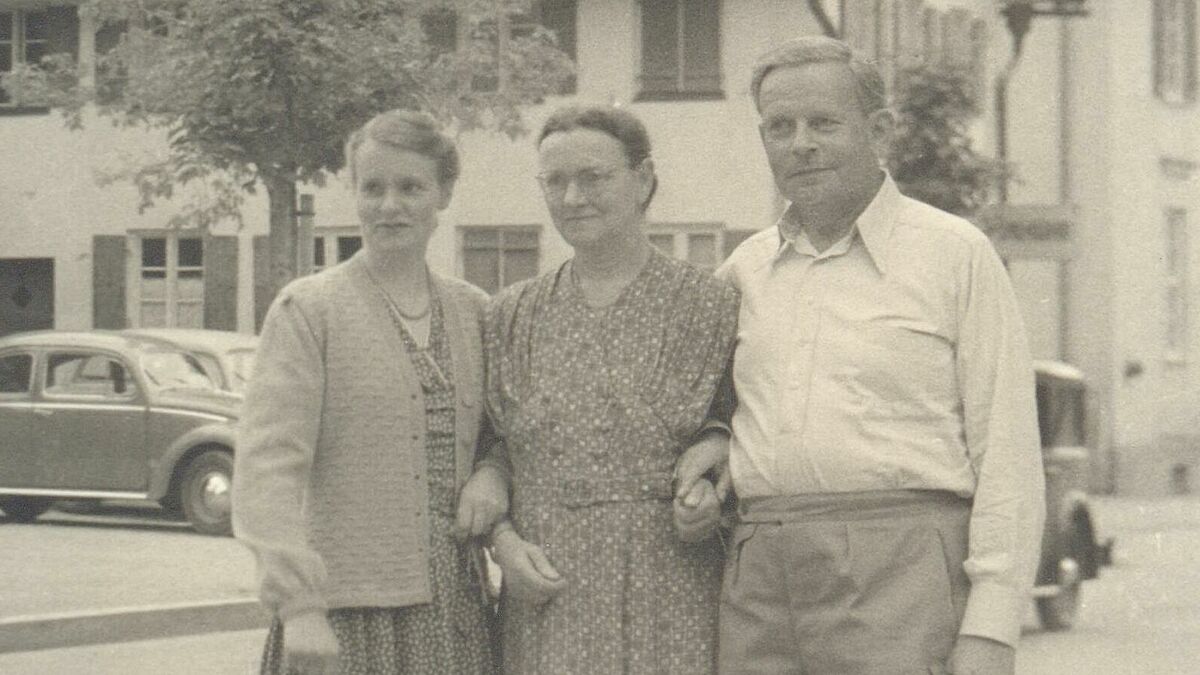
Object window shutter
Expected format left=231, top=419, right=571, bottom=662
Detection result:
left=682, top=0, right=721, bottom=93
left=44, top=5, right=79, bottom=61
left=252, top=235, right=271, bottom=332
left=1154, top=0, right=1165, bottom=99
left=92, top=235, right=127, bottom=329
left=203, top=235, right=238, bottom=330
left=539, top=0, right=577, bottom=92
left=641, top=0, right=680, bottom=93
left=1186, top=0, right=1198, bottom=102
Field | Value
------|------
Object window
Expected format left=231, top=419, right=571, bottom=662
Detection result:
left=1155, top=0, right=1198, bottom=104
left=135, top=233, right=204, bottom=328
left=311, top=229, right=362, bottom=274
left=424, top=1, right=576, bottom=94
left=460, top=226, right=539, bottom=294
left=1166, top=208, right=1190, bottom=359
left=44, top=352, right=137, bottom=398
left=0, top=353, right=32, bottom=393
left=0, top=6, right=78, bottom=106
left=638, top=0, right=721, bottom=100
left=647, top=224, right=750, bottom=270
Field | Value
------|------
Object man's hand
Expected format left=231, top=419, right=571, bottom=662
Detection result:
left=282, top=610, right=340, bottom=675
left=675, top=429, right=731, bottom=502
left=946, top=635, right=1015, bottom=675
left=455, top=465, right=509, bottom=540
left=491, top=527, right=567, bottom=606
left=673, top=478, right=722, bottom=543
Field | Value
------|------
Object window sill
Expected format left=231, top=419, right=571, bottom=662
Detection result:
left=634, top=90, right=725, bottom=102
left=0, top=105, right=51, bottom=116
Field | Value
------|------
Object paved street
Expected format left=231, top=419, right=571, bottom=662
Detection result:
left=2, top=497, right=1198, bottom=673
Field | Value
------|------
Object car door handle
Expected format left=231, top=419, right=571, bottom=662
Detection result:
left=34, top=408, right=54, bottom=417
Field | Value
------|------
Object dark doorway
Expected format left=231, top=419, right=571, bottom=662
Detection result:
left=0, top=258, right=55, bottom=337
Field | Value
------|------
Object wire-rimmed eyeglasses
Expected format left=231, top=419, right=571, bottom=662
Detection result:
left=535, top=167, right=624, bottom=198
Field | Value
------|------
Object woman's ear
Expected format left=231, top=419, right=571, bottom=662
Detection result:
left=636, top=158, right=656, bottom=206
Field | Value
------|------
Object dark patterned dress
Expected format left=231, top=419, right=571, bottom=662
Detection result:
left=485, top=250, right=739, bottom=674
left=261, top=296, right=495, bottom=675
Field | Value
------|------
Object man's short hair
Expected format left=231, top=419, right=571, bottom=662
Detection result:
left=750, top=36, right=887, bottom=115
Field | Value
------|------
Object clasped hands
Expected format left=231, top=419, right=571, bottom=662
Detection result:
left=453, top=431, right=731, bottom=609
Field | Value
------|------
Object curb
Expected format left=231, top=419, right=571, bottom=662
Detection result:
left=0, top=599, right=268, bottom=654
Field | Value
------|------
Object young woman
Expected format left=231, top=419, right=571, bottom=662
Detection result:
left=233, top=110, right=504, bottom=675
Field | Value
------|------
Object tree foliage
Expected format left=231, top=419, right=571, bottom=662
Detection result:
left=887, top=65, right=1007, bottom=216
left=2, top=0, right=572, bottom=296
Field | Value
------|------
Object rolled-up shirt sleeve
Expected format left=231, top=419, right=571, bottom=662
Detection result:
left=955, top=241, right=1046, bottom=646
left=232, top=290, right=328, bottom=620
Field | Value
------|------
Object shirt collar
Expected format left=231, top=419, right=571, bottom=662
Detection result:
left=770, top=172, right=901, bottom=274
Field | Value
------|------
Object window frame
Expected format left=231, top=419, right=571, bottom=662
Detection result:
left=458, top=225, right=541, bottom=295
left=310, top=226, right=363, bottom=274
left=425, top=1, right=577, bottom=95
left=646, top=222, right=748, bottom=271
left=127, top=230, right=206, bottom=329
left=635, top=0, right=724, bottom=102
left=0, top=351, right=35, bottom=396
left=0, top=8, right=54, bottom=113
left=41, top=350, right=139, bottom=402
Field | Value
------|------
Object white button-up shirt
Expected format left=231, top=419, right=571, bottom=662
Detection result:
left=717, top=175, right=1045, bottom=646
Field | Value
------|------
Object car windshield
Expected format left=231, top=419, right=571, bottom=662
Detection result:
left=140, top=350, right=220, bottom=392
left=225, top=348, right=256, bottom=394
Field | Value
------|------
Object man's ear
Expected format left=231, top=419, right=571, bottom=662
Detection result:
left=867, top=108, right=896, bottom=159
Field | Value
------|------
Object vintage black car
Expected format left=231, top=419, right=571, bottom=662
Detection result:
left=1032, top=360, right=1114, bottom=630
left=0, top=330, right=238, bottom=535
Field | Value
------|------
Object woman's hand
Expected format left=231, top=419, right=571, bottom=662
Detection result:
left=674, top=478, right=722, bottom=543
left=455, top=465, right=510, bottom=540
left=491, top=526, right=567, bottom=606
left=282, top=610, right=340, bottom=675
left=675, top=429, right=732, bottom=502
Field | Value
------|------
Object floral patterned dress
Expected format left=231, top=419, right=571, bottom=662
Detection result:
left=261, top=296, right=495, bottom=675
left=484, top=250, right=739, bottom=674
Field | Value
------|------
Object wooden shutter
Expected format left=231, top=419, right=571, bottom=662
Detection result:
left=682, top=0, right=721, bottom=93
left=252, top=235, right=271, bottom=332
left=1186, top=0, right=1198, bottom=102
left=641, top=0, right=680, bottom=94
left=539, top=0, right=577, bottom=92
left=92, top=235, right=126, bottom=329
left=203, top=235, right=237, bottom=330
left=1154, top=0, right=1165, bottom=99
left=43, top=5, right=79, bottom=61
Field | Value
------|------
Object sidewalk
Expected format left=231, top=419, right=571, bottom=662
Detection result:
left=0, top=628, right=268, bottom=675
left=0, top=504, right=265, bottom=658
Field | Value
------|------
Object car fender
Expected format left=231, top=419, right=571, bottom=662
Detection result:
left=147, top=422, right=236, bottom=501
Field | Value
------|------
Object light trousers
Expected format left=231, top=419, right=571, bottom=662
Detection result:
left=718, top=490, right=971, bottom=675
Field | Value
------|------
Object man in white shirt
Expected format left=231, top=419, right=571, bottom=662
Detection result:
left=711, top=36, right=1044, bottom=674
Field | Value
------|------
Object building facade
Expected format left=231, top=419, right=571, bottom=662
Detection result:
left=4, top=0, right=1197, bottom=495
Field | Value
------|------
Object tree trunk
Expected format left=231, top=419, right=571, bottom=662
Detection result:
left=262, top=172, right=299, bottom=307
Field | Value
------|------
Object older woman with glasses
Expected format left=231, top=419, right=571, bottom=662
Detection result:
left=464, top=104, right=739, bottom=674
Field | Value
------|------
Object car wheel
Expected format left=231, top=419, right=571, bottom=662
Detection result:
left=0, top=496, right=54, bottom=522
left=180, top=449, right=234, bottom=536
